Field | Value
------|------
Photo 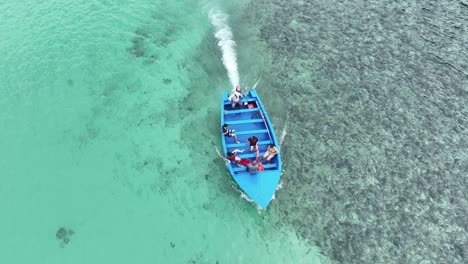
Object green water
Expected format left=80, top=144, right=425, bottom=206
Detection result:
left=0, top=1, right=326, bottom=263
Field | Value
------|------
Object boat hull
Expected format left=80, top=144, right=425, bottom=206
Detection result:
left=220, top=89, right=282, bottom=209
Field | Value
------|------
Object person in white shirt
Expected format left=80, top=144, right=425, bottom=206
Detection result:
left=228, top=85, right=243, bottom=109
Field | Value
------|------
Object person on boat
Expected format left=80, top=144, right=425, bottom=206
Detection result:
left=222, top=123, right=240, bottom=144
left=247, top=160, right=259, bottom=174
left=246, top=136, right=258, bottom=152
left=224, top=149, right=244, bottom=166
left=228, top=85, right=243, bottom=109
left=258, top=162, right=264, bottom=171
left=260, top=144, right=279, bottom=163
left=240, top=158, right=251, bottom=166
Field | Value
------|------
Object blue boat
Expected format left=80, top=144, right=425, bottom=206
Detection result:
left=220, top=88, right=282, bottom=209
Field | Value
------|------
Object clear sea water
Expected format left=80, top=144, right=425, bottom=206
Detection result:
left=1, top=0, right=467, bottom=264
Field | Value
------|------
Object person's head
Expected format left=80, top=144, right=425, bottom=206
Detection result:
left=223, top=123, right=228, bottom=128
left=236, top=85, right=241, bottom=92
left=227, top=151, right=233, bottom=156
left=252, top=160, right=257, bottom=165
left=269, top=144, right=275, bottom=148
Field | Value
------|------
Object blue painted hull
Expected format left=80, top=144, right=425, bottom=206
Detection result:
left=220, top=89, right=282, bottom=209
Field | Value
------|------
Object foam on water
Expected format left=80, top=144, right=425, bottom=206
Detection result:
left=279, top=118, right=288, bottom=147
left=276, top=180, right=284, bottom=191
left=209, top=8, right=240, bottom=90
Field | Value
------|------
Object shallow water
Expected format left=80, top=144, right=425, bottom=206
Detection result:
left=0, top=0, right=326, bottom=263
left=246, top=1, right=468, bottom=263
left=1, top=0, right=467, bottom=263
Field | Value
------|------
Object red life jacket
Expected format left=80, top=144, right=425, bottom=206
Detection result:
left=240, top=158, right=251, bottom=166
left=258, top=163, right=265, bottom=171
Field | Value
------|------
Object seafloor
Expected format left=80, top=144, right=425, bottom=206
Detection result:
left=245, top=1, right=468, bottom=263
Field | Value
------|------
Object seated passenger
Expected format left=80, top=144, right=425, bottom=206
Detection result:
left=247, top=160, right=259, bottom=174
left=222, top=123, right=240, bottom=144
left=228, top=86, right=243, bottom=109
left=224, top=149, right=244, bottom=166
left=247, top=136, right=259, bottom=152
left=260, top=144, right=279, bottom=163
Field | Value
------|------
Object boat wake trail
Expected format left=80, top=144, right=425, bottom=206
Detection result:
left=213, top=144, right=224, bottom=158
left=240, top=192, right=264, bottom=213
left=279, top=125, right=287, bottom=147
left=276, top=180, right=284, bottom=191
left=213, top=144, right=230, bottom=167
left=279, top=112, right=288, bottom=147
left=209, top=9, right=239, bottom=90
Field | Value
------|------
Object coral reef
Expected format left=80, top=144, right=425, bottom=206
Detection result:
left=246, top=1, right=468, bottom=263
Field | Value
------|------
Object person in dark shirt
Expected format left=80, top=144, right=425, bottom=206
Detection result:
left=247, top=136, right=258, bottom=152
left=222, top=123, right=240, bottom=144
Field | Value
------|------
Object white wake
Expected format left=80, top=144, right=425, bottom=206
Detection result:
left=209, top=9, right=239, bottom=90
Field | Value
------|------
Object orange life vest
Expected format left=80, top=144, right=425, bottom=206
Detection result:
left=258, top=163, right=265, bottom=171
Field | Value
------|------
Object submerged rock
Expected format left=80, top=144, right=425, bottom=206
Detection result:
left=56, top=227, right=75, bottom=247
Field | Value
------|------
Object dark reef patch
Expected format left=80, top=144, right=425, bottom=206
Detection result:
left=246, top=1, right=468, bottom=264
left=128, top=36, right=146, bottom=57
left=144, top=55, right=160, bottom=65
left=56, top=227, right=75, bottom=247
left=128, top=15, right=178, bottom=64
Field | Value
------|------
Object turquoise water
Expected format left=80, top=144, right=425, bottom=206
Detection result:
left=2, top=0, right=467, bottom=263
left=0, top=1, right=325, bottom=263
